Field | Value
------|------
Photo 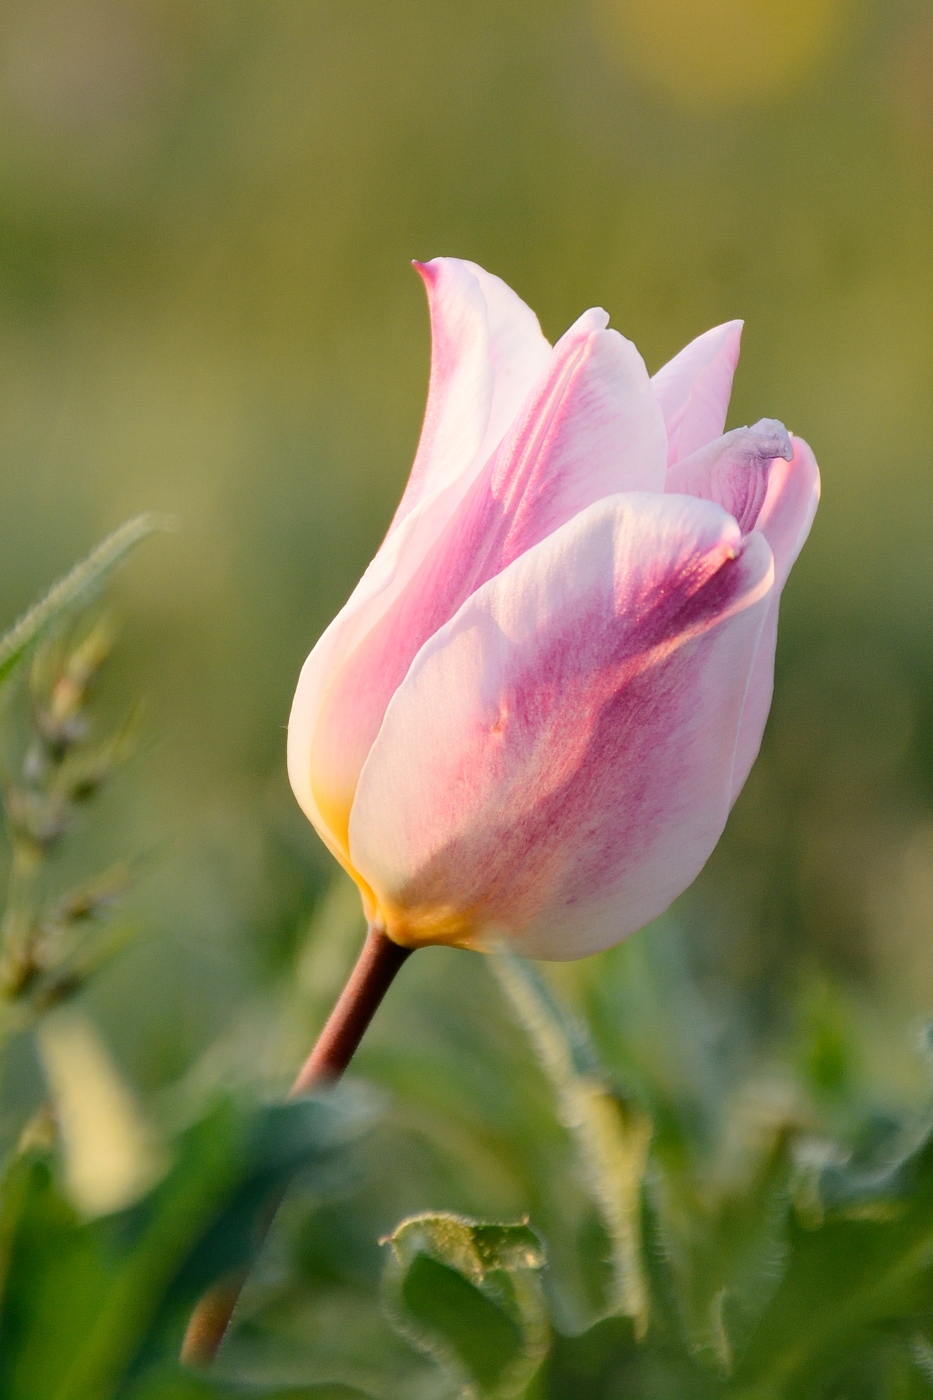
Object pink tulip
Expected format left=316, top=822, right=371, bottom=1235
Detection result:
left=288, top=259, right=819, bottom=959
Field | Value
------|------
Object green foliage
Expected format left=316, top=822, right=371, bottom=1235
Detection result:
left=726, top=1123, right=933, bottom=1397
left=364, top=955, right=933, bottom=1399
left=130, top=1380, right=372, bottom=1400
left=129, top=1380, right=373, bottom=1400
left=117, top=923, right=933, bottom=1400
left=8, top=529, right=933, bottom=1400
left=0, top=1091, right=373, bottom=1400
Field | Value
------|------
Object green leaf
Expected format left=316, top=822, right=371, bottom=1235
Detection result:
left=728, top=1126, right=933, bottom=1397
left=171, top=1090, right=373, bottom=1302
left=0, top=513, right=169, bottom=689
left=126, top=1370, right=374, bottom=1400
left=0, top=1152, right=112, bottom=1400
left=537, top=1201, right=721, bottom=1400
left=0, top=1090, right=374, bottom=1400
left=491, top=947, right=652, bottom=1336
left=382, top=1212, right=548, bottom=1399
left=652, top=1125, right=796, bottom=1373
left=540, top=1314, right=718, bottom=1400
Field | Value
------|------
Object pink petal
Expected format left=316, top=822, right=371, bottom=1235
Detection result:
left=288, top=259, right=550, bottom=871
left=463, top=260, right=555, bottom=458
left=390, top=258, right=551, bottom=531
left=349, top=492, right=774, bottom=958
left=666, top=419, right=793, bottom=533
left=287, top=477, right=474, bottom=875
left=652, top=321, right=743, bottom=465
left=753, top=433, right=821, bottom=588
left=296, top=310, right=668, bottom=863
left=729, top=434, right=821, bottom=801
left=487, top=310, right=668, bottom=546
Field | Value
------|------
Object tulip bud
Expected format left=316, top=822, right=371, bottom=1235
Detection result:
left=288, top=260, right=819, bottom=959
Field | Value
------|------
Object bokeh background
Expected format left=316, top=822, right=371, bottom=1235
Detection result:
left=2, top=0, right=933, bottom=1387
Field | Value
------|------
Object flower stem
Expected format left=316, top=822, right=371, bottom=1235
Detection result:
left=180, top=922, right=412, bottom=1368
left=288, top=921, right=413, bottom=1095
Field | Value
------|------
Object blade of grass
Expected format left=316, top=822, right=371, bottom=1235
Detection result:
left=0, top=514, right=171, bottom=689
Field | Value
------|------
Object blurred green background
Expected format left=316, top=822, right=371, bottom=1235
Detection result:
left=2, top=0, right=933, bottom=1388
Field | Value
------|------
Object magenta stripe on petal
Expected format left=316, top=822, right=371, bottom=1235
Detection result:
left=349, top=492, right=774, bottom=957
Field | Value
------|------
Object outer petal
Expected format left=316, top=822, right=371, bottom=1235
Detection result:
left=665, top=419, right=793, bottom=533
left=296, top=308, right=668, bottom=867
left=390, top=258, right=551, bottom=530
left=349, top=492, right=774, bottom=959
left=288, top=259, right=549, bottom=872
left=652, top=321, right=743, bottom=465
left=729, top=434, right=821, bottom=800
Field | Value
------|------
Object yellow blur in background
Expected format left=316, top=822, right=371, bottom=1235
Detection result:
left=599, top=0, right=849, bottom=108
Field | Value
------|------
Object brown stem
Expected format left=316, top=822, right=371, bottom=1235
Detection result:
left=288, top=922, right=412, bottom=1094
left=180, top=923, right=412, bottom=1368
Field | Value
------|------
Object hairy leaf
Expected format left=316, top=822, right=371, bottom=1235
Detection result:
left=491, top=947, right=651, bottom=1334
left=382, top=1211, right=548, bottom=1398
left=728, top=1122, right=933, bottom=1397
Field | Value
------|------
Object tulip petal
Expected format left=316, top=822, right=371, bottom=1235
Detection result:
left=753, top=433, right=821, bottom=589
left=665, top=419, right=793, bottom=533
left=349, top=492, right=774, bottom=958
left=297, top=308, right=668, bottom=865
left=729, top=434, right=821, bottom=801
left=652, top=321, right=743, bottom=465
left=487, top=310, right=669, bottom=543
left=287, top=476, right=475, bottom=875
left=391, top=258, right=551, bottom=530
left=463, top=259, right=555, bottom=452
left=288, top=259, right=550, bottom=871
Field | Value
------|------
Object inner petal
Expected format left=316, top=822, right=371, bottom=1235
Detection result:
left=651, top=320, right=743, bottom=465
left=665, top=419, right=793, bottom=534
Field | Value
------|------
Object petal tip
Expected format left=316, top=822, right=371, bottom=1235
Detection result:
left=719, top=318, right=744, bottom=342
left=412, top=258, right=443, bottom=287
left=749, top=418, right=794, bottom=462
left=722, top=318, right=744, bottom=356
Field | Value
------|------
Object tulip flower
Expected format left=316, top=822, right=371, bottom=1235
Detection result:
left=288, top=258, right=819, bottom=961
left=184, top=262, right=820, bottom=1364
left=190, top=268, right=820, bottom=1364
